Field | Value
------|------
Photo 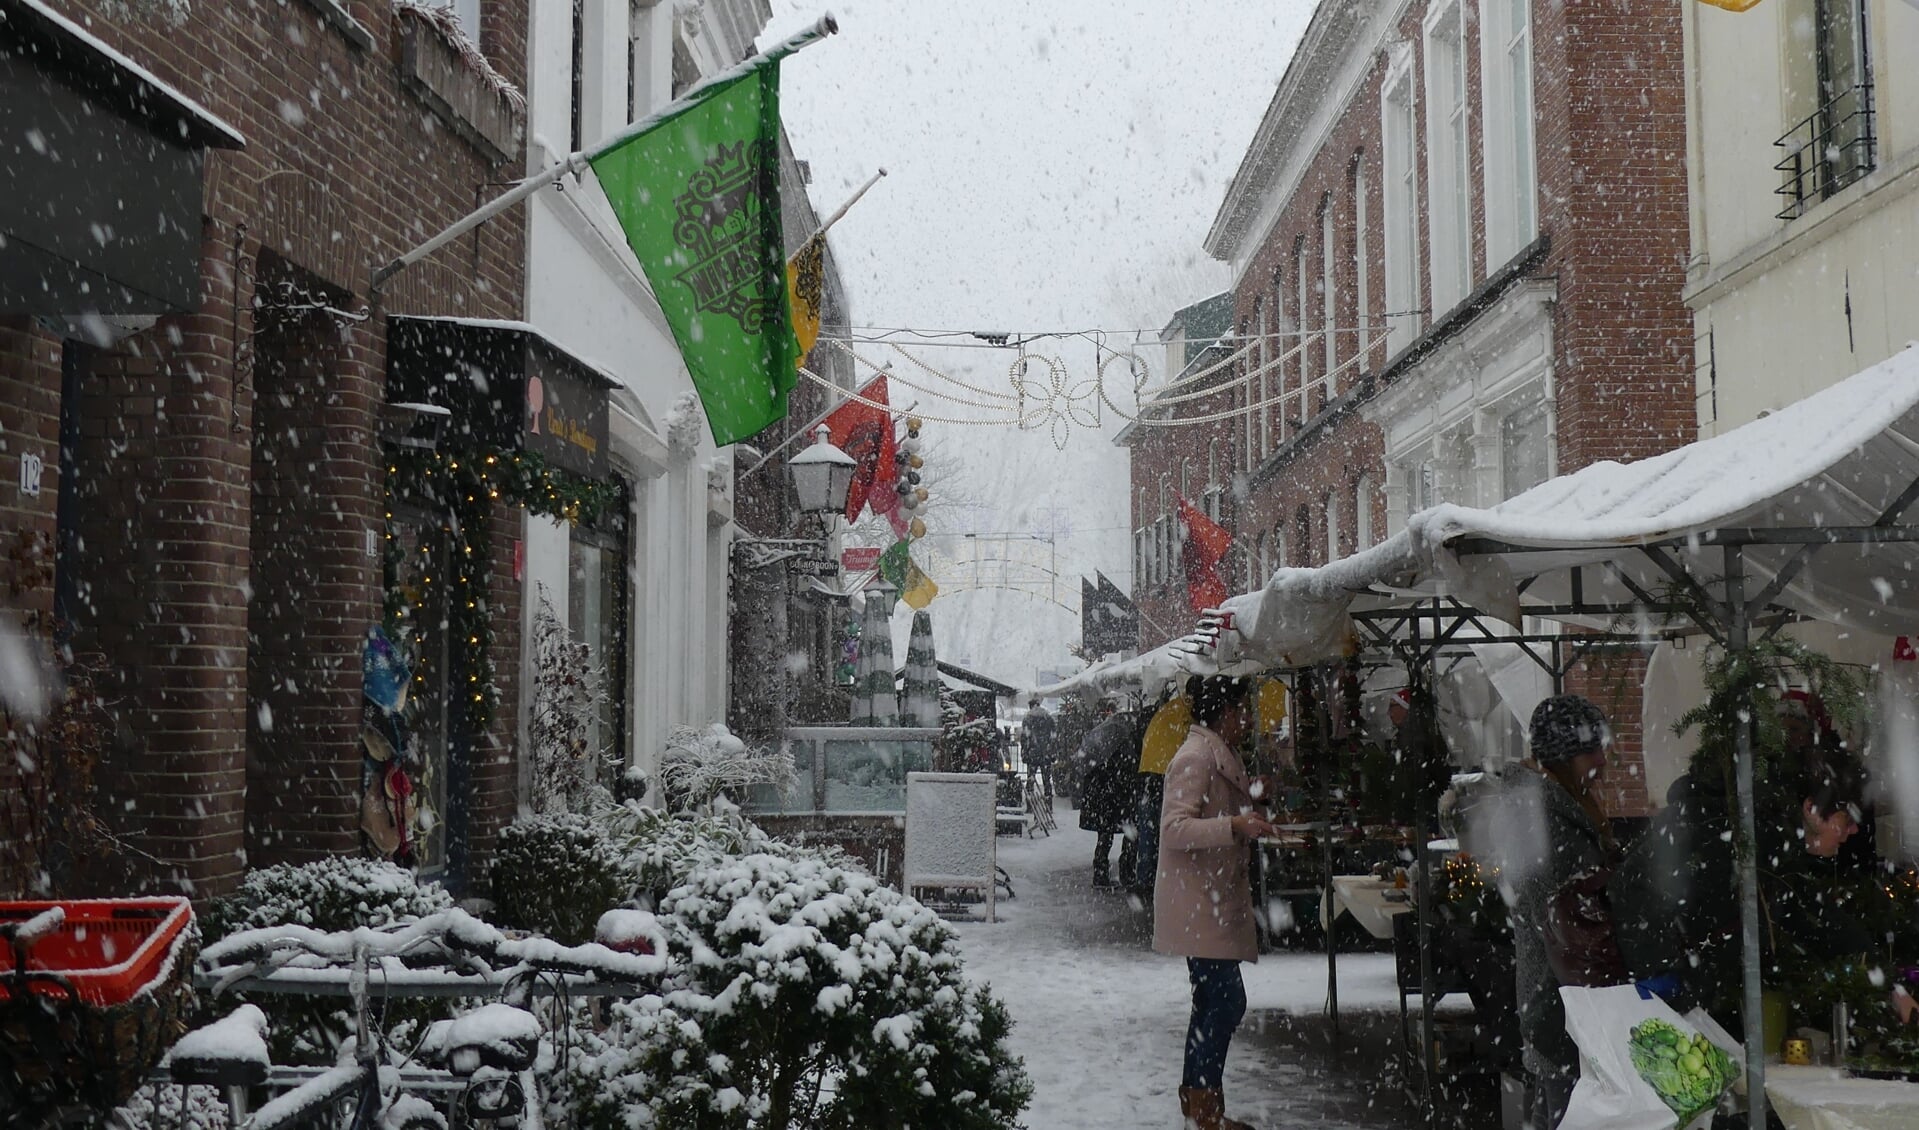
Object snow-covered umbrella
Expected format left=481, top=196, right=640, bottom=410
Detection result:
left=901, top=610, right=940, bottom=729
left=852, top=581, right=899, bottom=726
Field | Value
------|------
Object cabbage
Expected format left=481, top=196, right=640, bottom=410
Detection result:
left=1628, top=1019, right=1737, bottom=1125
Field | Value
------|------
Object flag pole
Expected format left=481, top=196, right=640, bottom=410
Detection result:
left=368, top=14, right=839, bottom=297
left=807, top=167, right=887, bottom=242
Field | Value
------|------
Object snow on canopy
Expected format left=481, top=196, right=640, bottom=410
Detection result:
left=1036, top=342, right=1919, bottom=700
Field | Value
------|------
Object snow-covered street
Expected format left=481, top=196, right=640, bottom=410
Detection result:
left=951, top=806, right=1436, bottom=1128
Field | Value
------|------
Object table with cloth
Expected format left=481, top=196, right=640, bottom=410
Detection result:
left=1764, top=1065, right=1919, bottom=1130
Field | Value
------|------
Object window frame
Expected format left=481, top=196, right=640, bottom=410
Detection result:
left=1481, top=0, right=1538, bottom=267
left=1423, top=0, right=1473, bottom=318
left=1381, top=48, right=1421, bottom=358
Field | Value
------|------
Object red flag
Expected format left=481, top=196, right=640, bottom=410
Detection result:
left=823, top=375, right=899, bottom=525
left=1176, top=494, right=1232, bottom=613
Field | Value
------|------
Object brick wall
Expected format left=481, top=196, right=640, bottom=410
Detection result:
left=0, top=0, right=532, bottom=895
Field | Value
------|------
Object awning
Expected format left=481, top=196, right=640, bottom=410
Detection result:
left=386, top=317, right=616, bottom=479
left=0, top=0, right=245, bottom=315
left=1037, top=342, right=1919, bottom=696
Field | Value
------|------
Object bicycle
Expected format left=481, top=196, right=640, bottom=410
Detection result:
left=164, top=908, right=664, bottom=1129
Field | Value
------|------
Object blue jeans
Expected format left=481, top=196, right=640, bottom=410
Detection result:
left=1183, top=958, right=1247, bottom=1090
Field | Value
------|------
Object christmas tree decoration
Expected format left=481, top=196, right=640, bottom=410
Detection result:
left=910, top=517, right=927, bottom=539
left=902, top=610, right=941, bottom=729
left=850, top=582, right=900, bottom=726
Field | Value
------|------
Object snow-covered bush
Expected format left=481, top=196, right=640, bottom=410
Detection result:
left=200, top=857, right=455, bottom=1065
left=657, top=723, right=795, bottom=814
left=203, top=856, right=453, bottom=938
left=594, top=803, right=856, bottom=907
left=560, top=852, right=1030, bottom=1130
left=489, top=813, right=634, bottom=944
left=111, top=1083, right=229, bottom=1130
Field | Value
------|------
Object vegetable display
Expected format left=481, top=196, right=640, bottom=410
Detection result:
left=1627, top=1019, right=1738, bottom=1125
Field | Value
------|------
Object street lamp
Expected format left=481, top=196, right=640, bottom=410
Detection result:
left=787, top=425, right=856, bottom=517
left=732, top=426, right=856, bottom=572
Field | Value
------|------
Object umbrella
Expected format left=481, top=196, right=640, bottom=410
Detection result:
left=1139, top=695, right=1194, bottom=774
left=852, top=581, right=900, bottom=726
left=901, top=610, right=941, bottom=729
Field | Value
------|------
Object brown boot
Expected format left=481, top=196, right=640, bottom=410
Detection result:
left=1178, top=1086, right=1225, bottom=1130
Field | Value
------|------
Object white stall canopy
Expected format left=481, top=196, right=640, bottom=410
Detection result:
left=1035, top=342, right=1919, bottom=698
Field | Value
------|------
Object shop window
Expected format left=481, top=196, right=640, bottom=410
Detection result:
left=1355, top=474, right=1376, bottom=550
left=1321, top=196, right=1338, bottom=396
left=1352, top=156, right=1372, bottom=367
left=570, top=490, right=630, bottom=782
left=1501, top=399, right=1552, bottom=499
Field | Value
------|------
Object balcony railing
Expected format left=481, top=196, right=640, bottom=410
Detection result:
left=1774, top=81, right=1876, bottom=221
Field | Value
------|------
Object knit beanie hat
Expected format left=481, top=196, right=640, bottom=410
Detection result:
left=1528, top=694, right=1609, bottom=763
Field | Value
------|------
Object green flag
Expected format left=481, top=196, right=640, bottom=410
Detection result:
left=590, top=62, right=800, bottom=447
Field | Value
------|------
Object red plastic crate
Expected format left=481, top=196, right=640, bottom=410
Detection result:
left=0, top=898, right=193, bottom=1007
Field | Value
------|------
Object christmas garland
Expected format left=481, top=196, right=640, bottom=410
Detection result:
left=384, top=448, right=623, bottom=731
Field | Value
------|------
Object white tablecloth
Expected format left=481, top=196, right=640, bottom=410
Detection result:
left=1766, top=1064, right=1919, bottom=1130
left=1318, top=875, right=1411, bottom=940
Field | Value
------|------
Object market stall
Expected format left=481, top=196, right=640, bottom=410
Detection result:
left=1037, top=344, right=1919, bottom=1123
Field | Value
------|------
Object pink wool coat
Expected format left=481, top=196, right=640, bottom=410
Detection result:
left=1152, top=724, right=1260, bottom=963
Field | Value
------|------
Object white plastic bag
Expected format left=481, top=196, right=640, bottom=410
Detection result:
left=1556, top=985, right=1745, bottom=1130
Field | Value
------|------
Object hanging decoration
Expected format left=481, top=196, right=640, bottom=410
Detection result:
left=384, top=448, right=621, bottom=733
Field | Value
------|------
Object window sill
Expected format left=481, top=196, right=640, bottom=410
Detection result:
left=299, top=0, right=374, bottom=50
left=397, top=6, right=525, bottom=164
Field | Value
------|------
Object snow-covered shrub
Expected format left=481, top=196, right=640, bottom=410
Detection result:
left=200, top=857, right=455, bottom=1065
left=202, top=856, right=453, bottom=938
left=560, top=852, right=1030, bottom=1130
left=657, top=723, right=795, bottom=813
left=594, top=803, right=857, bottom=907
left=489, top=813, right=634, bottom=944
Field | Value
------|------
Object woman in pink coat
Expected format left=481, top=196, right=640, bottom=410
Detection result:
left=1153, top=675, right=1276, bottom=1130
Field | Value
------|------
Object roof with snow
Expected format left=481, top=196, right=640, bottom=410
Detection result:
left=1037, top=343, right=1919, bottom=698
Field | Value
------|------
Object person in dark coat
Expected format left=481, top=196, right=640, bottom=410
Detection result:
left=1020, top=700, right=1058, bottom=795
left=1493, top=695, right=1618, bottom=1130
left=1608, top=750, right=1908, bottom=1034
left=1078, top=705, right=1143, bottom=888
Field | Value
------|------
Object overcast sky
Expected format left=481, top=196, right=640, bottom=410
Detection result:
left=759, top=1, right=1316, bottom=684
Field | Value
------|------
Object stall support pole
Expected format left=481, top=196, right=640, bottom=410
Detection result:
left=1413, top=610, right=1441, bottom=1123
left=1725, top=546, right=1769, bottom=1127
left=1321, top=666, right=1340, bottom=1050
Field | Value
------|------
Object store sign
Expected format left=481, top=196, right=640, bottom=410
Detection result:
left=841, top=546, right=881, bottom=572
left=524, top=348, right=608, bottom=479
left=791, top=557, right=841, bottom=577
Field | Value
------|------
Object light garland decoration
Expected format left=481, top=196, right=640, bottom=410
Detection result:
left=384, top=448, right=622, bottom=732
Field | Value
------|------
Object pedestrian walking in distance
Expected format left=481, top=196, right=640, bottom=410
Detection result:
left=1153, top=675, right=1276, bottom=1130
left=1020, top=698, right=1058, bottom=797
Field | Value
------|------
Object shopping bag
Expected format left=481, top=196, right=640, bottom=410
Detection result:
left=1557, top=985, right=1743, bottom=1130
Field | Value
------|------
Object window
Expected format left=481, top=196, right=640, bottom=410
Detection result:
left=1294, top=505, right=1313, bottom=567
left=570, top=0, right=586, bottom=152
left=1294, top=236, right=1309, bottom=424
left=1256, top=302, right=1271, bottom=457
left=1353, top=157, right=1371, bottom=368
left=1775, top=0, right=1875, bottom=220
left=1500, top=399, right=1552, bottom=498
left=1321, top=197, right=1338, bottom=396
left=450, top=0, right=481, bottom=39
left=570, top=499, right=631, bottom=780
left=1355, top=474, right=1376, bottom=549
left=1482, top=0, right=1538, bottom=266
left=1424, top=1, right=1473, bottom=316
left=1207, top=439, right=1220, bottom=488
left=1254, top=533, right=1268, bottom=587
left=1272, top=528, right=1288, bottom=572
left=1382, top=57, right=1420, bottom=357
left=1325, top=489, right=1342, bottom=560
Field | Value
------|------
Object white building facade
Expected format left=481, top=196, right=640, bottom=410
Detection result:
left=515, top=0, right=776, bottom=798
left=1684, top=0, right=1919, bottom=432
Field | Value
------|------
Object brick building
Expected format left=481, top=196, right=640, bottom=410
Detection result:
left=1129, top=0, right=1698, bottom=815
left=1, top=0, right=535, bottom=897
